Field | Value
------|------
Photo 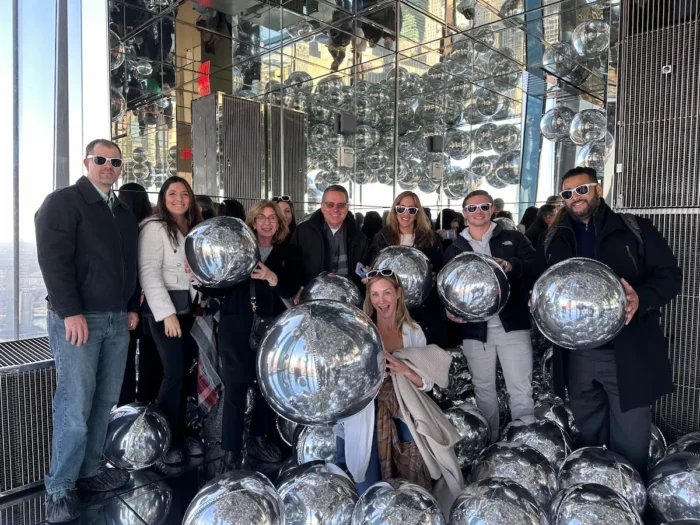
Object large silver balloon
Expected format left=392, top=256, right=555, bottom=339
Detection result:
left=299, top=271, right=362, bottom=307
left=277, top=416, right=299, bottom=447
left=647, top=452, right=700, bottom=521
left=572, top=20, right=611, bottom=56
left=103, top=403, right=171, bottom=470
left=492, top=124, right=521, bottom=154
left=558, top=446, right=647, bottom=514
left=111, top=87, right=126, bottom=122
left=471, top=155, right=495, bottom=178
left=444, top=403, right=491, bottom=467
left=293, top=425, right=336, bottom=464
left=371, top=246, right=433, bottom=309
left=472, top=442, right=558, bottom=509
left=665, top=431, right=700, bottom=457
left=534, top=396, right=579, bottom=440
left=569, top=109, right=607, bottom=145
left=473, top=123, right=498, bottom=151
left=650, top=423, right=668, bottom=468
left=109, top=30, right=125, bottom=71
left=183, top=471, right=283, bottom=525
left=503, top=420, right=573, bottom=469
left=437, top=252, right=510, bottom=322
left=576, top=141, right=606, bottom=174
left=185, top=217, right=259, bottom=288
left=285, top=71, right=313, bottom=94
left=450, top=477, right=550, bottom=525
left=475, top=89, right=504, bottom=117
left=494, top=152, right=521, bottom=185
left=541, top=106, right=576, bottom=142
left=351, top=480, right=445, bottom=525
left=530, top=258, right=627, bottom=350
left=257, top=301, right=384, bottom=425
left=445, top=129, right=472, bottom=160
left=549, top=483, right=643, bottom=525
left=277, top=462, right=358, bottom=525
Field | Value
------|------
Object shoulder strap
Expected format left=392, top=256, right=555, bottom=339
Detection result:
left=619, top=213, right=645, bottom=257
left=249, top=280, right=257, bottom=312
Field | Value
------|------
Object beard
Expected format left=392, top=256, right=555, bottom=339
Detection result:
left=567, top=195, right=601, bottom=221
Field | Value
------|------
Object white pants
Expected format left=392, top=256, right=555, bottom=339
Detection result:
left=462, top=325, right=535, bottom=442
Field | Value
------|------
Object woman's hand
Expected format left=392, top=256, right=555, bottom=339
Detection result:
left=251, top=262, right=278, bottom=287
left=386, top=353, right=423, bottom=387
left=184, top=260, right=201, bottom=286
left=446, top=310, right=468, bottom=324
left=164, top=314, right=182, bottom=338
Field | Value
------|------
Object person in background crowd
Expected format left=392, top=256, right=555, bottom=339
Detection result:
left=36, top=139, right=139, bottom=522
left=362, top=210, right=384, bottom=241
left=196, top=194, right=216, bottom=220
left=202, top=200, right=302, bottom=471
left=221, top=198, right=246, bottom=220
left=355, top=211, right=365, bottom=230
left=423, top=207, right=432, bottom=227
left=117, top=183, right=161, bottom=406
left=291, top=185, right=369, bottom=290
left=524, top=204, right=557, bottom=250
left=540, top=167, right=681, bottom=474
left=367, top=191, right=445, bottom=346
left=272, top=195, right=297, bottom=239
left=138, top=176, right=204, bottom=465
left=495, top=209, right=514, bottom=221
left=517, top=206, right=539, bottom=234
left=382, top=209, right=390, bottom=225
left=545, top=194, right=564, bottom=209
left=445, top=190, right=537, bottom=441
left=493, top=198, right=505, bottom=214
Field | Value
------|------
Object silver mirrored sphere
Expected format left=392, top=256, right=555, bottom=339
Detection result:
left=183, top=471, right=283, bottom=525
left=475, top=89, right=504, bottom=117
left=541, top=106, right=576, bottom=142
left=437, top=252, right=510, bottom=322
left=293, top=425, right=336, bottom=463
left=109, top=30, right=125, bottom=71
left=451, top=477, right=549, bottom=525
left=103, top=403, right=171, bottom=470
left=257, top=301, right=385, bottom=425
left=445, top=169, right=477, bottom=199
left=530, top=258, right=627, bottom=350
left=277, top=416, right=299, bottom=447
left=447, top=38, right=476, bottom=75
left=494, top=152, right=521, bottom=184
left=471, top=155, right=495, bottom=177
left=558, top=446, right=646, bottom=514
left=576, top=141, right=607, bottom=174
left=650, top=423, right=668, bottom=468
left=473, top=123, right=498, bottom=152
left=569, top=109, right=607, bottom=145
left=445, top=129, right=472, bottom=160
left=316, top=74, right=344, bottom=95
left=572, top=20, right=611, bottom=56
left=444, top=403, right=491, bottom=467
left=666, top=432, right=700, bottom=456
left=550, top=483, right=643, bottom=525
left=534, top=397, right=579, bottom=440
left=132, top=146, right=147, bottom=163
left=371, top=246, right=433, bottom=308
left=543, top=42, right=579, bottom=78
left=647, top=452, right=700, bottom=522
left=285, top=71, right=314, bottom=94
left=185, top=217, right=260, bottom=288
left=352, top=479, right=445, bottom=525
left=111, top=87, right=126, bottom=122
left=492, top=124, right=521, bottom=154
left=504, top=420, right=573, bottom=469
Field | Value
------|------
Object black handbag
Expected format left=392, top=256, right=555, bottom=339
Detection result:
left=142, top=290, right=192, bottom=318
left=249, top=280, right=275, bottom=351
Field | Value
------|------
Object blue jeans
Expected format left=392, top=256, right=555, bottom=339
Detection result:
left=45, top=310, right=129, bottom=495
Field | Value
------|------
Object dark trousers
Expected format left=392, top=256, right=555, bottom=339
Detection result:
left=567, top=349, right=652, bottom=474
left=148, top=314, right=197, bottom=446
left=118, top=326, right=162, bottom=406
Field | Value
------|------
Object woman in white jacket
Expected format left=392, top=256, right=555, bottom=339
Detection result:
left=138, top=176, right=203, bottom=464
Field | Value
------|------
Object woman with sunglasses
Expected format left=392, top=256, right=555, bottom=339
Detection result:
left=367, top=191, right=446, bottom=345
left=272, top=195, right=297, bottom=239
left=335, top=270, right=463, bottom=505
left=138, top=176, right=204, bottom=464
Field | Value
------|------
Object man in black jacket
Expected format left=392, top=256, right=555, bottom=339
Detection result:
left=445, top=190, right=537, bottom=441
left=291, top=184, right=368, bottom=291
left=542, top=167, right=681, bottom=474
left=524, top=203, right=557, bottom=249
left=35, top=139, right=140, bottom=523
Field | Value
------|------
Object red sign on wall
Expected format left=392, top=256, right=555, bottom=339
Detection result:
left=198, top=61, right=211, bottom=96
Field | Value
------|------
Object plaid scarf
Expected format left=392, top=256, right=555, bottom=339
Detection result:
left=190, top=297, right=222, bottom=413
left=376, top=378, right=432, bottom=491
left=323, top=221, right=349, bottom=277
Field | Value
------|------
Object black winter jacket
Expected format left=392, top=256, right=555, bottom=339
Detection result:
left=35, top=176, right=140, bottom=318
left=524, top=216, right=550, bottom=250
left=444, top=224, right=536, bottom=342
left=541, top=200, right=681, bottom=411
left=291, top=209, right=369, bottom=288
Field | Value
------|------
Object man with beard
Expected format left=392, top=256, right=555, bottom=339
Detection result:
left=540, top=167, right=681, bottom=473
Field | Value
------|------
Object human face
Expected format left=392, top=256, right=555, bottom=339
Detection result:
left=321, top=190, right=348, bottom=229
left=369, top=278, right=398, bottom=322
left=165, top=182, right=190, bottom=218
left=84, top=144, right=122, bottom=192
left=255, top=206, right=279, bottom=242
left=562, top=174, right=601, bottom=222
left=463, top=195, right=494, bottom=228
left=543, top=213, right=556, bottom=226
left=277, top=201, right=294, bottom=225
left=396, top=195, right=418, bottom=230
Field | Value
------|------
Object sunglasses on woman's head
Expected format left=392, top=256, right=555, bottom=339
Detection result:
left=272, top=195, right=291, bottom=202
left=559, top=183, right=598, bottom=201
left=464, top=203, right=492, bottom=213
left=87, top=155, right=123, bottom=168
left=366, top=268, right=395, bottom=279
left=395, top=205, right=419, bottom=215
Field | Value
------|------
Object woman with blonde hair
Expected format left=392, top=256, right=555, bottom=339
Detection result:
left=367, top=191, right=446, bottom=346
left=335, top=270, right=463, bottom=511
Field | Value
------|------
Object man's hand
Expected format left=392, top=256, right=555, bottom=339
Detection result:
left=65, top=314, right=89, bottom=347
left=128, top=312, right=139, bottom=331
left=493, top=257, right=512, bottom=273
left=621, top=278, right=639, bottom=325
left=446, top=310, right=468, bottom=324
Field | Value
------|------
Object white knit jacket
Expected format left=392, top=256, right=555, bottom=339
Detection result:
left=138, top=219, right=193, bottom=322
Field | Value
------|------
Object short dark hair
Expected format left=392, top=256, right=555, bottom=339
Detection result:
left=545, top=195, right=562, bottom=205
left=462, top=189, right=493, bottom=209
left=562, top=166, right=598, bottom=185
left=537, top=204, right=557, bottom=218
left=85, top=139, right=121, bottom=158
left=322, top=185, right=349, bottom=202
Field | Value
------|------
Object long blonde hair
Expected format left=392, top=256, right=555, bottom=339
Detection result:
left=245, top=200, right=289, bottom=244
left=387, top=191, right=435, bottom=248
left=363, top=273, right=416, bottom=331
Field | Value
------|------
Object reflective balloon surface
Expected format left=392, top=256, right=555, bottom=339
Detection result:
left=371, top=246, right=433, bottom=308
left=444, top=403, right=491, bottom=467
left=576, top=141, right=607, bottom=174
left=132, top=146, right=147, bottom=163
left=471, top=155, right=495, bottom=177
left=475, top=89, right=504, bottom=117
left=109, top=30, right=125, bottom=71
left=445, top=129, right=472, bottom=160
left=277, top=416, right=299, bottom=447
left=572, top=20, right=611, bottom=56
left=472, top=442, right=558, bottom=508
left=558, top=446, right=647, bottom=514
left=352, top=480, right=445, bottom=525
left=450, top=477, right=549, bottom=525
left=550, top=483, right=643, bottom=525
left=257, top=301, right=385, bottom=425
left=534, top=397, right=579, bottom=440
left=104, top=403, right=171, bottom=470
left=103, top=474, right=172, bottom=525
left=285, top=71, right=313, bottom=94
left=473, top=123, right=498, bottom=151
left=504, top=420, right=573, bottom=469
left=569, top=109, right=607, bottom=145
left=437, top=252, right=510, bottom=321
left=300, top=271, right=362, bottom=307
left=541, top=106, right=576, bottom=142
left=111, top=87, right=126, bottom=122
left=647, top=452, right=700, bottom=522
left=183, top=471, right=283, bottom=525
left=530, top=258, right=627, bottom=350
left=185, top=217, right=259, bottom=288
left=666, top=432, right=700, bottom=456
left=492, top=124, right=521, bottom=154
left=494, top=152, right=521, bottom=185
left=649, top=423, right=668, bottom=468
left=293, top=425, right=336, bottom=463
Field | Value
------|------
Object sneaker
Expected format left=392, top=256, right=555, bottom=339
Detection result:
left=160, top=447, right=185, bottom=465
left=45, top=490, right=80, bottom=523
left=184, top=436, right=205, bottom=457
left=76, top=468, right=130, bottom=492
left=246, top=436, right=282, bottom=463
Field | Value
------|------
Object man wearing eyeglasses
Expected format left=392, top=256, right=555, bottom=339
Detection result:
left=291, top=184, right=368, bottom=292
left=541, top=166, right=681, bottom=474
left=444, top=190, right=537, bottom=442
left=35, top=139, right=140, bottom=522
